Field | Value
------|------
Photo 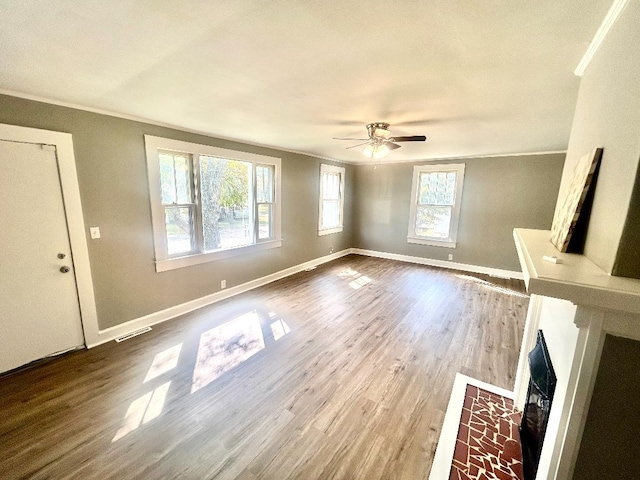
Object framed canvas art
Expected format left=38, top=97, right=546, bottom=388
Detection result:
left=550, top=148, right=603, bottom=252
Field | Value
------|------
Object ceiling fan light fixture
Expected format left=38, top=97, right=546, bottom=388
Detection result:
left=339, top=122, right=427, bottom=159
left=362, top=144, right=375, bottom=158
left=374, top=127, right=391, bottom=139
left=362, top=142, right=391, bottom=159
left=373, top=143, right=390, bottom=159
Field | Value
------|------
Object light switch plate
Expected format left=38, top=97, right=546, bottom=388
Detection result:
left=90, top=227, right=101, bottom=239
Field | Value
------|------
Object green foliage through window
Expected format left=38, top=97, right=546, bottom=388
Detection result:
left=157, top=149, right=277, bottom=257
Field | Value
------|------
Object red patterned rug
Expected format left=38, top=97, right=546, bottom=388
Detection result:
left=449, top=385, right=524, bottom=480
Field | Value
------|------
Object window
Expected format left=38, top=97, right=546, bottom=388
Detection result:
left=407, top=163, right=465, bottom=248
left=145, top=135, right=281, bottom=272
left=159, top=151, right=196, bottom=256
left=318, top=163, right=345, bottom=235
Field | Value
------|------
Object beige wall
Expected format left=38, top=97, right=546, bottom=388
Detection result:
left=615, top=174, right=640, bottom=277
left=0, top=94, right=354, bottom=329
left=558, top=1, right=640, bottom=277
left=573, top=334, right=640, bottom=479
left=352, top=154, right=565, bottom=272
left=0, top=93, right=566, bottom=330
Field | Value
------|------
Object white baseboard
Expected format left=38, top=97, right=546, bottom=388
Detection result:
left=88, top=249, right=352, bottom=347
left=351, top=248, right=524, bottom=280
left=90, top=247, right=521, bottom=348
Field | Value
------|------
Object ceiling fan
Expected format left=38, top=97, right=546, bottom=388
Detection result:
left=334, top=122, right=426, bottom=159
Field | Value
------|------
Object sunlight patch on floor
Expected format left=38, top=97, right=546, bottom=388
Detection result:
left=338, top=268, right=374, bottom=290
left=191, top=310, right=265, bottom=394
left=455, top=274, right=529, bottom=298
left=349, top=275, right=372, bottom=290
left=112, top=381, right=171, bottom=442
left=270, top=318, right=291, bottom=341
left=338, top=268, right=359, bottom=278
left=144, top=344, right=182, bottom=383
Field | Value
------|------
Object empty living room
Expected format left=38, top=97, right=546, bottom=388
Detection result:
left=1, top=2, right=640, bottom=479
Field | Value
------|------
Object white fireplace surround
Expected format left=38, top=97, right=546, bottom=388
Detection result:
left=512, top=228, right=640, bottom=479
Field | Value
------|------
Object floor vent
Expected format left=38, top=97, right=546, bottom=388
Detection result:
left=115, top=326, right=152, bottom=343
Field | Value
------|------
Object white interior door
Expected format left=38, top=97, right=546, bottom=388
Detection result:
left=0, top=139, right=84, bottom=373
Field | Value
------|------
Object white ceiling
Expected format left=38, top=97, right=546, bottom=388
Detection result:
left=0, top=1, right=612, bottom=163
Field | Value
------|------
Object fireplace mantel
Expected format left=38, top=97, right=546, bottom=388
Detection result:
left=513, top=228, right=640, bottom=315
left=513, top=228, right=640, bottom=479
left=429, top=229, right=640, bottom=480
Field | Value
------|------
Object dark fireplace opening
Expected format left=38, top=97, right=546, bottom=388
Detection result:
left=520, top=330, right=557, bottom=480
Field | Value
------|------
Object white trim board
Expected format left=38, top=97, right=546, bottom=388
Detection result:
left=574, top=0, right=630, bottom=76
left=90, top=249, right=352, bottom=347
left=92, top=248, right=522, bottom=348
left=0, top=90, right=566, bottom=167
left=144, top=134, right=283, bottom=272
left=358, top=150, right=567, bottom=166
left=428, top=373, right=515, bottom=480
left=351, top=248, right=524, bottom=280
left=0, top=89, right=349, bottom=165
left=0, top=123, right=100, bottom=347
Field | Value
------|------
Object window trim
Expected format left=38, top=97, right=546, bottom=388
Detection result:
left=255, top=163, right=276, bottom=240
left=145, top=135, right=282, bottom=272
left=318, top=163, right=345, bottom=236
left=158, top=150, right=198, bottom=258
left=407, top=163, right=465, bottom=248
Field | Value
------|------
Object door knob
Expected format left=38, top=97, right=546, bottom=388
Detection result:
left=60, top=266, right=70, bottom=273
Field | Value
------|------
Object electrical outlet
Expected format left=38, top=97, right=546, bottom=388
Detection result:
left=448, top=254, right=453, bottom=261
left=90, top=227, right=101, bottom=239
left=329, top=247, right=334, bottom=254
left=221, top=280, right=226, bottom=289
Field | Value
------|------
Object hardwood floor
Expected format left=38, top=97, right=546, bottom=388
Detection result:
left=0, top=255, right=528, bottom=479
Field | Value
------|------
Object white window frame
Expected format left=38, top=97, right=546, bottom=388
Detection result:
left=318, top=163, right=345, bottom=236
left=145, top=135, right=282, bottom=272
left=407, top=163, right=465, bottom=248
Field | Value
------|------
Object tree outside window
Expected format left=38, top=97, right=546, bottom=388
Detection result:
left=146, top=136, right=281, bottom=272
left=407, top=163, right=465, bottom=248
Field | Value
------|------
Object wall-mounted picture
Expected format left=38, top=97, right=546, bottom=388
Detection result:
left=550, top=148, right=603, bottom=252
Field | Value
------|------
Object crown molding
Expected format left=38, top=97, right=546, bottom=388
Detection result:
left=0, top=88, right=566, bottom=166
left=0, top=88, right=350, bottom=165
left=355, top=149, right=567, bottom=166
left=574, top=0, right=630, bottom=77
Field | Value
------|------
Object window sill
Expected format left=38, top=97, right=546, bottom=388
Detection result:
left=407, top=236, right=456, bottom=248
left=155, top=239, right=282, bottom=272
left=318, top=227, right=343, bottom=236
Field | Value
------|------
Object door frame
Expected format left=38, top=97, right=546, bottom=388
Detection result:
left=0, top=123, right=99, bottom=346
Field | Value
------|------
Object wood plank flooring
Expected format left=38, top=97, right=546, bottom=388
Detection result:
left=0, top=255, right=528, bottom=479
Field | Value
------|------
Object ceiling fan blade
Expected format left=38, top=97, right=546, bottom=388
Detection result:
left=389, top=135, right=427, bottom=142
left=383, top=141, right=402, bottom=150
left=333, top=137, right=368, bottom=141
left=345, top=141, right=371, bottom=150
